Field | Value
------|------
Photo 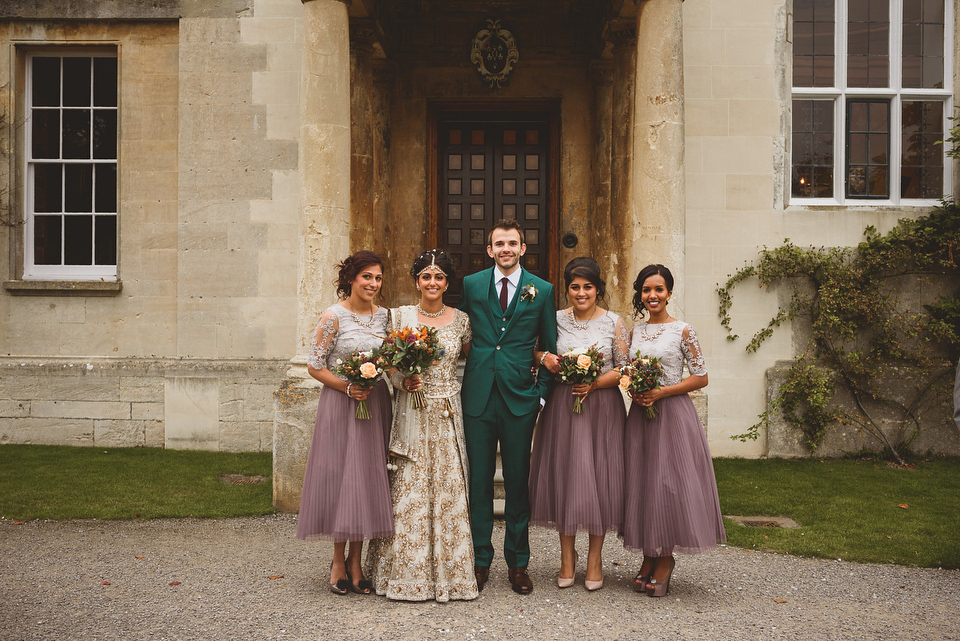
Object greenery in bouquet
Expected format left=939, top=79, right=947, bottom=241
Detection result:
left=556, top=345, right=604, bottom=413
left=379, top=325, right=445, bottom=409
left=619, top=352, right=664, bottom=419
left=333, top=348, right=384, bottom=419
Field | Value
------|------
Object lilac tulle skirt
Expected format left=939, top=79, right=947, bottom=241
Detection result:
left=621, top=393, right=726, bottom=556
left=296, top=380, right=394, bottom=542
left=529, top=385, right=626, bottom=536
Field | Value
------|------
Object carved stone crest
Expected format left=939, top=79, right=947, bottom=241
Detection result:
left=470, top=19, right=519, bottom=89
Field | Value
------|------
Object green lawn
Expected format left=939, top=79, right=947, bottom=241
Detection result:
left=0, top=445, right=273, bottom=520
left=715, top=456, right=960, bottom=569
left=2, top=445, right=957, bottom=569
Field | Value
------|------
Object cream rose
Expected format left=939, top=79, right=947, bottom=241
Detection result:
left=619, top=375, right=631, bottom=390
left=359, top=362, right=378, bottom=379
left=576, top=354, right=592, bottom=370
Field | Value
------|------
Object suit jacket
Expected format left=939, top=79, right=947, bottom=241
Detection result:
left=459, top=267, right=558, bottom=418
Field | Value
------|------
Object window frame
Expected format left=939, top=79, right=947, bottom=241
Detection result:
left=790, top=0, right=954, bottom=207
left=22, top=47, right=119, bottom=281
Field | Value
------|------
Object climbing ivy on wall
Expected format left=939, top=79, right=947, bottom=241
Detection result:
left=717, top=202, right=960, bottom=464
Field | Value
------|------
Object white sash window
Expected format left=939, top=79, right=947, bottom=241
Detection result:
left=24, top=50, right=118, bottom=279
left=791, top=0, right=953, bottom=205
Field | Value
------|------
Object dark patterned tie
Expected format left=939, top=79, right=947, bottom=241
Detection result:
left=499, top=277, right=509, bottom=312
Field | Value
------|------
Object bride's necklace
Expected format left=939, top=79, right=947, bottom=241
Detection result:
left=417, top=303, right=446, bottom=318
left=640, top=322, right=667, bottom=341
left=568, top=307, right=597, bottom=331
left=347, top=301, right=376, bottom=328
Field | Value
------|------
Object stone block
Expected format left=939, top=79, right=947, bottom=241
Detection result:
left=241, top=17, right=298, bottom=45
left=221, top=420, right=261, bottom=452
left=0, top=399, right=29, bottom=417
left=164, top=376, right=220, bottom=450
left=95, top=420, right=146, bottom=447
left=132, top=402, right=163, bottom=420
left=31, top=400, right=131, bottom=420
left=220, top=399, right=244, bottom=421
left=272, top=376, right=323, bottom=512
left=0, top=418, right=94, bottom=445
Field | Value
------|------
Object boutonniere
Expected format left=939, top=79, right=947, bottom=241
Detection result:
left=520, top=283, right=538, bottom=302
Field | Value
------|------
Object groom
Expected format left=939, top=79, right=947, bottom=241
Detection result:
left=459, top=218, right=557, bottom=594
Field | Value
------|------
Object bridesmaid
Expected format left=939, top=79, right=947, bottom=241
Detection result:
left=530, top=257, right=629, bottom=591
left=296, top=250, right=394, bottom=595
left=622, top=264, right=725, bottom=597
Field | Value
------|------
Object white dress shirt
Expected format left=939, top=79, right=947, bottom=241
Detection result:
left=493, top=266, right=522, bottom=308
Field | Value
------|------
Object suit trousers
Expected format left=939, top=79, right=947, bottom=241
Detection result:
left=464, top=382, right=540, bottom=569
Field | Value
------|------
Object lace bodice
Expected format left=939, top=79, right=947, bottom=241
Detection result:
left=394, top=306, right=471, bottom=398
left=307, top=304, right=389, bottom=380
left=556, top=309, right=630, bottom=375
left=628, top=321, right=707, bottom=386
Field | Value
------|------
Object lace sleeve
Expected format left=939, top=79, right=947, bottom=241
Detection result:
left=612, top=316, right=631, bottom=368
left=681, top=324, right=708, bottom=376
left=307, top=310, right=339, bottom=370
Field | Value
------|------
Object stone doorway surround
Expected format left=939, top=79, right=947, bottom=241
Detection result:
left=275, top=0, right=688, bottom=511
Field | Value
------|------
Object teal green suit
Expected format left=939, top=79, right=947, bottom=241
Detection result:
left=459, top=267, right=557, bottom=568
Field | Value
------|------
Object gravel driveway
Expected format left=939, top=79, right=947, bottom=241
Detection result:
left=1, top=515, right=957, bottom=640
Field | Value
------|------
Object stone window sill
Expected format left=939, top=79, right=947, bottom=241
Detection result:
left=3, top=279, right=123, bottom=296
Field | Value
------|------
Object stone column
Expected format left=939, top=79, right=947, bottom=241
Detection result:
left=350, top=21, right=378, bottom=254
left=607, top=23, right=637, bottom=311
left=296, top=0, right=352, bottom=363
left=274, top=0, right=352, bottom=512
left=590, top=61, right=613, bottom=259
left=631, top=0, right=686, bottom=315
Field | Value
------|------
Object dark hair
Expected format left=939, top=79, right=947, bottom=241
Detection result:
left=335, top=250, right=384, bottom=299
left=409, top=248, right=457, bottom=281
left=631, top=264, right=674, bottom=318
left=487, top=218, right=524, bottom=245
left=563, top=256, right=606, bottom=301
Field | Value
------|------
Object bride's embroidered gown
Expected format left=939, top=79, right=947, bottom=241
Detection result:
left=365, top=306, right=478, bottom=601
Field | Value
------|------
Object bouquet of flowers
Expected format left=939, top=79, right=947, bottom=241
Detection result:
left=556, top=345, right=604, bottom=413
left=378, top=325, right=445, bottom=409
left=619, top=352, right=664, bottom=419
left=333, top=348, right=384, bottom=419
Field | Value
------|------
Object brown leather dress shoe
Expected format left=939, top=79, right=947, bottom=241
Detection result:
left=474, top=565, right=489, bottom=592
left=508, top=566, right=534, bottom=595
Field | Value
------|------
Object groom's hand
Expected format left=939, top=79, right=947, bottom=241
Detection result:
left=542, top=353, right=561, bottom=374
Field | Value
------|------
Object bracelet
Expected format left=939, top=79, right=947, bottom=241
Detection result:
left=538, top=351, right=549, bottom=366
left=389, top=371, right=405, bottom=389
left=345, top=382, right=353, bottom=397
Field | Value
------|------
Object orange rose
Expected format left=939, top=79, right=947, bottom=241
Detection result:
left=359, top=362, right=378, bottom=379
left=576, top=354, right=592, bottom=370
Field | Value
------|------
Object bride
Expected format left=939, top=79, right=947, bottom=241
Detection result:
left=365, top=249, right=478, bottom=601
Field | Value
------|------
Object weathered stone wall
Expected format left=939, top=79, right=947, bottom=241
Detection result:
left=0, top=358, right=287, bottom=451
left=764, top=361, right=960, bottom=458
left=0, top=0, right=303, bottom=451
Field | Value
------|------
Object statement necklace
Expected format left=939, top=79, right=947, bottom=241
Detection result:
left=417, top=303, right=446, bottom=318
left=568, top=307, right=597, bottom=331
left=639, top=322, right=667, bottom=341
left=348, top=302, right=377, bottom=329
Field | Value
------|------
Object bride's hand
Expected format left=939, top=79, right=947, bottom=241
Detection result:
left=403, top=375, right=422, bottom=393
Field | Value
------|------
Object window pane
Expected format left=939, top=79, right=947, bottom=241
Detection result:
left=846, top=99, right=889, bottom=198
left=64, top=215, right=93, bottom=265
left=31, top=110, right=60, bottom=159
left=848, top=0, right=889, bottom=88
left=64, top=164, right=93, bottom=212
left=95, top=164, right=117, bottom=213
left=62, top=110, right=91, bottom=159
left=902, top=1, right=944, bottom=88
left=793, top=0, right=835, bottom=87
left=31, top=57, right=60, bottom=107
left=792, top=99, right=834, bottom=197
left=62, top=57, right=91, bottom=108
left=34, top=164, right=62, bottom=213
left=34, top=215, right=62, bottom=265
left=93, top=110, right=117, bottom=160
left=901, top=101, right=943, bottom=199
left=94, top=215, right=117, bottom=265
left=93, top=57, right=117, bottom=107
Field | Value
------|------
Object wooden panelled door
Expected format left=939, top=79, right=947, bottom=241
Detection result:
left=432, top=109, right=557, bottom=305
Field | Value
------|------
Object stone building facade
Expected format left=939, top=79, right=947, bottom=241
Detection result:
left=0, top=1, right=957, bottom=507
